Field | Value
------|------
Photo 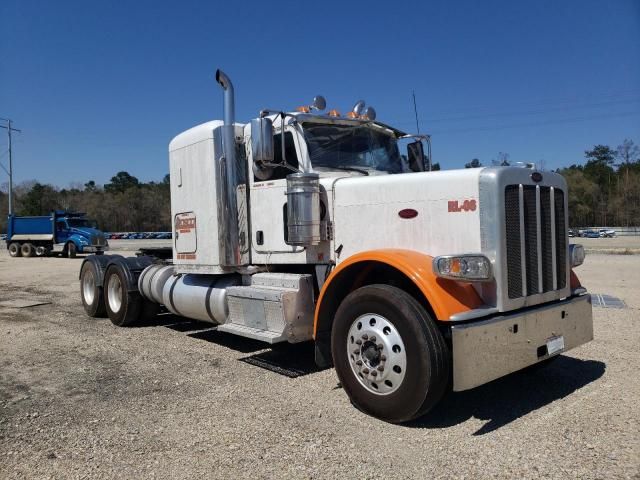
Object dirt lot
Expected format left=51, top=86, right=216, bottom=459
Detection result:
left=570, top=235, right=640, bottom=254
left=0, top=241, right=639, bottom=479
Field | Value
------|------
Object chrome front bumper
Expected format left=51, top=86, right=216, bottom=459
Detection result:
left=451, top=294, right=593, bottom=391
left=82, top=245, right=109, bottom=253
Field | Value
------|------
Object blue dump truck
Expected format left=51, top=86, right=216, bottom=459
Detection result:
left=6, top=211, right=109, bottom=258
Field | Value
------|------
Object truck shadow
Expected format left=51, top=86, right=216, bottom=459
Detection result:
left=408, top=356, right=605, bottom=435
left=188, top=330, right=269, bottom=354
left=152, top=315, right=268, bottom=354
left=138, top=313, right=325, bottom=374
left=237, top=342, right=322, bottom=378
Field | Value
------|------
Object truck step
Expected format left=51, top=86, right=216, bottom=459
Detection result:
left=216, top=323, right=287, bottom=344
left=223, top=273, right=314, bottom=344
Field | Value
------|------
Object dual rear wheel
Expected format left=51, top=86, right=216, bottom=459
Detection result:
left=103, top=266, right=142, bottom=326
left=80, top=261, right=157, bottom=326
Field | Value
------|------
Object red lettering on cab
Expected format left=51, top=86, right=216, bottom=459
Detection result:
left=448, top=199, right=477, bottom=212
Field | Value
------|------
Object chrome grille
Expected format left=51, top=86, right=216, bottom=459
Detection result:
left=91, top=234, right=106, bottom=246
left=505, top=184, right=566, bottom=299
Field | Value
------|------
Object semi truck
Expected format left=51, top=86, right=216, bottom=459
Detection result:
left=78, top=70, right=593, bottom=423
left=7, top=211, right=109, bottom=258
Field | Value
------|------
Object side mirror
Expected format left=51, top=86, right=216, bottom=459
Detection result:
left=251, top=118, right=274, bottom=162
left=407, top=140, right=425, bottom=172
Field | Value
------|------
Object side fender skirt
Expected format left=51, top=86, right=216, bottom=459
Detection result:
left=105, top=256, right=155, bottom=292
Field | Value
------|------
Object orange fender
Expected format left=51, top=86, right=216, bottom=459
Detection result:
left=313, top=249, right=484, bottom=336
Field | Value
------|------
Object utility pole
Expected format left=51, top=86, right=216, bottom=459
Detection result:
left=0, top=118, right=21, bottom=216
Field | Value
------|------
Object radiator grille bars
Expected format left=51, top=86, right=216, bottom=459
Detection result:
left=505, top=185, right=566, bottom=299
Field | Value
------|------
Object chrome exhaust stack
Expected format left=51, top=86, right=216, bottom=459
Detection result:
left=215, top=69, right=235, bottom=126
left=215, top=69, right=246, bottom=267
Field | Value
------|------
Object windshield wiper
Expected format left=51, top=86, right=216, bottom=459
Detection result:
left=330, top=165, right=369, bottom=176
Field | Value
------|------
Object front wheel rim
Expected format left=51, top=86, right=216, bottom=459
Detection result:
left=347, top=314, right=407, bottom=395
left=107, top=273, right=123, bottom=313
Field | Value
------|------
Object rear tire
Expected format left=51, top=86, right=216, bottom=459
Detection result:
left=66, top=242, right=77, bottom=258
left=331, top=284, right=450, bottom=423
left=35, top=245, right=50, bottom=257
left=80, top=261, right=106, bottom=317
left=104, top=265, right=141, bottom=326
left=8, top=242, right=22, bottom=257
left=20, top=243, right=35, bottom=257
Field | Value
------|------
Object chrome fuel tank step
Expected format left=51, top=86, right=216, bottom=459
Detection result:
left=221, top=273, right=315, bottom=344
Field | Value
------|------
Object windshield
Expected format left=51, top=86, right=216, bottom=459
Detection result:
left=67, top=218, right=98, bottom=229
left=302, top=123, right=403, bottom=174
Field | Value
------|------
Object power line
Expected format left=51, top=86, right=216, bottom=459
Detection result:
left=421, top=97, right=640, bottom=124
left=406, top=89, right=640, bottom=120
left=392, top=95, right=640, bottom=127
left=427, top=110, right=640, bottom=135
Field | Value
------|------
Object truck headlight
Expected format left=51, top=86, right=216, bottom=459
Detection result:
left=569, top=244, right=585, bottom=267
left=433, top=254, right=493, bottom=282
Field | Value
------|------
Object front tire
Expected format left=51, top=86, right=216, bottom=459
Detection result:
left=331, top=284, right=450, bottom=423
left=66, top=242, right=77, bottom=258
left=80, top=261, right=106, bottom=317
left=104, top=265, right=141, bottom=326
left=8, top=242, right=22, bottom=257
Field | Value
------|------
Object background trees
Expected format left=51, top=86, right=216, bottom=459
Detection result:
left=555, top=139, right=638, bottom=227
left=0, top=172, right=171, bottom=233
left=1, top=139, right=639, bottom=233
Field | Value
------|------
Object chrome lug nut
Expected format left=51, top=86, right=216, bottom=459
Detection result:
left=377, top=343, right=384, bottom=350
left=356, top=360, right=363, bottom=366
left=370, top=335, right=376, bottom=342
left=362, top=334, right=369, bottom=340
left=371, top=370, right=378, bottom=377
left=380, top=355, right=387, bottom=361
left=356, top=339, right=362, bottom=345
left=362, top=368, right=370, bottom=374
left=377, top=366, right=384, bottom=372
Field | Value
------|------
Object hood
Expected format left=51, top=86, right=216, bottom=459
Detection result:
left=71, top=227, right=103, bottom=238
left=330, top=169, right=484, bottom=262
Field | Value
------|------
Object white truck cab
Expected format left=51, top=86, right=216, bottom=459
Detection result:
left=79, top=69, right=593, bottom=423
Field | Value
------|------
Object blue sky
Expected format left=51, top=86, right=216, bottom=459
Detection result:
left=1, top=0, right=639, bottom=187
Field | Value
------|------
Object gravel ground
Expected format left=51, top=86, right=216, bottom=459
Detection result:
left=0, top=243, right=638, bottom=479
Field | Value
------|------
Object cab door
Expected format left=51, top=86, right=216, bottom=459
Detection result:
left=249, top=126, right=304, bottom=256
left=55, top=219, right=70, bottom=244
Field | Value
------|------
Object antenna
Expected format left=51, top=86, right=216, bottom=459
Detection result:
left=412, top=91, right=420, bottom=134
